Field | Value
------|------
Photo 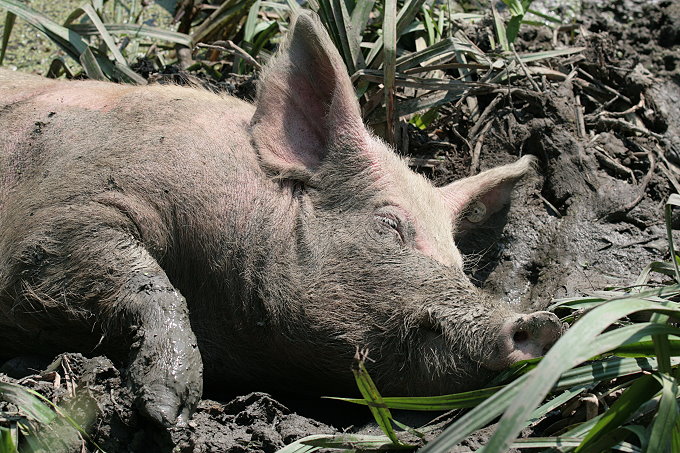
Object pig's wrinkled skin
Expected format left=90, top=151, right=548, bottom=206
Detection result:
left=0, top=13, right=564, bottom=427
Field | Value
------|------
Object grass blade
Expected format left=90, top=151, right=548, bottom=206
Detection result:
left=647, top=373, right=679, bottom=453
left=67, top=23, right=192, bottom=46
left=349, top=0, right=374, bottom=44
left=482, top=298, right=680, bottom=453
left=383, top=0, right=397, bottom=144
left=301, top=433, right=414, bottom=449
left=665, top=194, right=680, bottom=282
left=243, top=0, right=261, bottom=42
left=421, top=292, right=680, bottom=453
left=276, top=434, right=322, bottom=453
left=191, top=0, right=255, bottom=44
left=575, top=374, right=660, bottom=452
left=72, top=4, right=127, bottom=67
left=79, top=46, right=106, bottom=80
left=0, top=0, right=115, bottom=78
left=0, top=382, right=57, bottom=425
left=491, top=5, right=509, bottom=52
left=517, top=46, right=586, bottom=62
left=366, top=0, right=428, bottom=68
left=352, top=350, right=406, bottom=446
left=0, top=10, right=15, bottom=65
left=0, top=426, right=18, bottom=453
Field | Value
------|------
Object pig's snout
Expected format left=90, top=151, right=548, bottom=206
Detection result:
left=487, top=311, right=564, bottom=370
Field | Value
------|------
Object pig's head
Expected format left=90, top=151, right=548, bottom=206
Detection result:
left=249, top=13, right=563, bottom=394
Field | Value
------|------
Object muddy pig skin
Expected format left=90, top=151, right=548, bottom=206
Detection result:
left=0, top=13, right=563, bottom=427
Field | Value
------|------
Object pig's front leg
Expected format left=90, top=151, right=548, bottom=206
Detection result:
left=122, top=271, right=203, bottom=427
left=10, top=216, right=203, bottom=427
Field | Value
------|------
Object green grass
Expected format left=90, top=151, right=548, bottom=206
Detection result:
left=0, top=0, right=576, bottom=140
left=0, top=379, right=103, bottom=453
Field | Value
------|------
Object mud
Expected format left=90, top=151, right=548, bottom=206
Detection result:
left=2, top=0, right=680, bottom=451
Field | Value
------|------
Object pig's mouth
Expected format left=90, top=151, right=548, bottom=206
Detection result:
left=387, top=308, right=564, bottom=394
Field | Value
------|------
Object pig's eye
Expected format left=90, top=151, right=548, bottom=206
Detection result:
left=375, top=214, right=404, bottom=244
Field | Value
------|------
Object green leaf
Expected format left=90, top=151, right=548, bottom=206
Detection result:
left=610, top=339, right=680, bottom=357
left=0, top=382, right=57, bottom=428
left=71, top=4, right=127, bottom=67
left=0, top=10, right=15, bottom=65
left=501, top=0, right=525, bottom=16
left=352, top=352, right=406, bottom=446
left=420, top=292, right=680, bottom=453
left=276, top=434, right=322, bottom=453
left=383, top=0, right=397, bottom=144
left=665, top=194, right=680, bottom=282
left=506, top=15, right=523, bottom=43
left=526, top=8, right=562, bottom=24
left=79, top=46, right=106, bottom=81
left=516, top=46, right=586, bottom=62
left=301, top=433, right=413, bottom=449
left=422, top=5, right=435, bottom=46
left=673, top=415, right=680, bottom=452
left=575, top=374, right=661, bottom=452
left=0, top=0, right=115, bottom=78
left=191, top=0, right=256, bottom=45
left=647, top=373, right=679, bottom=453
left=67, top=23, right=192, bottom=46
left=243, top=0, right=261, bottom=42
left=491, top=5, right=509, bottom=52
left=349, top=0, right=374, bottom=44
left=366, top=0, right=429, bottom=68
left=409, top=107, right=439, bottom=130
left=579, top=428, right=641, bottom=453
left=0, top=426, right=17, bottom=453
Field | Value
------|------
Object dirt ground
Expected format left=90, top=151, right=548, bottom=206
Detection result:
left=1, top=0, right=680, bottom=451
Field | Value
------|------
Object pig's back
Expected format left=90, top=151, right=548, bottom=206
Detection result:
left=0, top=73, right=266, bottom=281
left=0, top=72, right=259, bottom=211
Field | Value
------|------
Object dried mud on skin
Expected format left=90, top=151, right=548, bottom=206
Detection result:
left=1, top=1, right=680, bottom=452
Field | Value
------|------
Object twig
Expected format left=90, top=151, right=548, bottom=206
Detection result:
left=469, top=94, right=503, bottom=139
left=511, top=44, right=541, bottom=92
left=450, top=125, right=472, bottom=154
left=575, top=95, right=587, bottom=139
left=590, top=117, right=664, bottom=140
left=593, top=93, right=646, bottom=120
left=470, top=121, right=493, bottom=175
left=622, top=146, right=656, bottom=213
left=574, top=71, right=634, bottom=105
left=538, top=194, right=562, bottom=218
left=197, top=41, right=262, bottom=70
left=592, top=146, right=637, bottom=183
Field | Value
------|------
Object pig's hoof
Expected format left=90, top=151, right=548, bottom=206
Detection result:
left=136, top=382, right=197, bottom=428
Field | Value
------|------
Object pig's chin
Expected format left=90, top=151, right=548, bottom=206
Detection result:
left=381, top=327, right=499, bottom=396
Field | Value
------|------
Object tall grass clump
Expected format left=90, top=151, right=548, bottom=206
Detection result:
left=1, top=0, right=579, bottom=145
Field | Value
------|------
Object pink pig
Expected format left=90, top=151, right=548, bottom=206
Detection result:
left=0, top=12, right=563, bottom=426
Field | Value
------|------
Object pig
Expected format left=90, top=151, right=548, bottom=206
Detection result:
left=0, top=12, right=563, bottom=427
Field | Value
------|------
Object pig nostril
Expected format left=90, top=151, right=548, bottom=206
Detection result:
left=513, top=330, right=529, bottom=343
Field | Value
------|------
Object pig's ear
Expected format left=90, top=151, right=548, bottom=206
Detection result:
left=439, top=155, right=536, bottom=231
left=250, top=12, right=366, bottom=180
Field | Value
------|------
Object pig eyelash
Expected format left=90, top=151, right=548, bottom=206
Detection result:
left=376, top=214, right=404, bottom=244
left=291, top=182, right=305, bottom=198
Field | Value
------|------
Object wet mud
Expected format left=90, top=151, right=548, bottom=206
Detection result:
left=1, top=0, right=679, bottom=451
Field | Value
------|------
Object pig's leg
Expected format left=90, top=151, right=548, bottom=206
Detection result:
left=10, top=211, right=203, bottom=427
left=123, top=269, right=203, bottom=427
